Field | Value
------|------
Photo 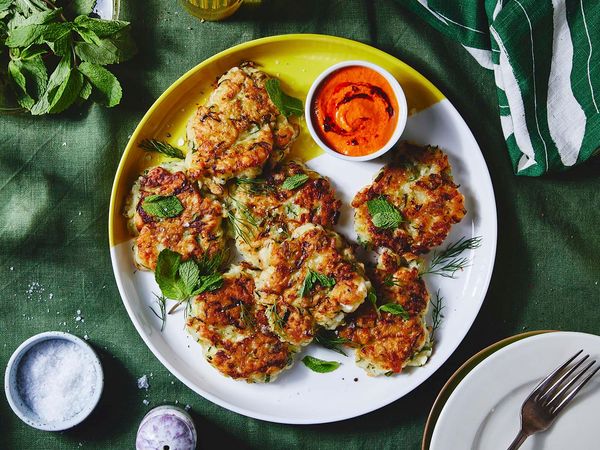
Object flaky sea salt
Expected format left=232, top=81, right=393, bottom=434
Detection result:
left=16, top=340, right=96, bottom=423
left=137, top=375, right=149, bottom=390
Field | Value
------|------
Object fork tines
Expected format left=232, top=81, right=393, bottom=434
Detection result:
left=531, top=350, right=600, bottom=416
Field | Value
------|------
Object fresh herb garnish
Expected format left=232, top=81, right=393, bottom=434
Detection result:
left=139, top=139, right=185, bottom=159
left=226, top=196, right=258, bottom=245
left=233, top=176, right=273, bottom=194
left=299, top=270, right=336, bottom=297
left=378, top=303, right=410, bottom=320
left=238, top=301, right=255, bottom=329
left=267, top=301, right=287, bottom=335
left=148, top=293, right=167, bottom=332
left=1, top=0, right=136, bottom=114
left=430, top=289, right=444, bottom=342
left=281, top=173, right=309, bottom=191
left=265, top=78, right=303, bottom=117
left=383, top=273, right=404, bottom=287
left=420, top=236, right=482, bottom=278
left=154, top=249, right=224, bottom=317
left=314, top=329, right=350, bottom=356
left=141, top=194, right=184, bottom=218
left=367, top=289, right=379, bottom=316
left=301, top=355, right=341, bottom=373
left=367, top=196, right=403, bottom=229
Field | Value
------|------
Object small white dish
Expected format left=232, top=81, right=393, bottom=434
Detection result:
left=304, top=60, right=408, bottom=162
left=430, top=331, right=600, bottom=450
left=4, top=331, right=104, bottom=431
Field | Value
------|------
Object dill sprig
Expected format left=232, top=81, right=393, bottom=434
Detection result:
left=149, top=294, right=167, bottom=331
left=430, top=289, right=445, bottom=341
left=267, top=302, right=287, bottom=336
left=139, top=139, right=185, bottom=159
left=384, top=273, right=403, bottom=287
left=226, top=196, right=258, bottom=245
left=233, top=176, right=274, bottom=194
left=238, top=301, right=256, bottom=329
left=314, top=329, right=350, bottom=356
left=420, top=236, right=482, bottom=278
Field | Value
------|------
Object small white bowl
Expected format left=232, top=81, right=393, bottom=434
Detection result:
left=304, top=60, right=408, bottom=162
left=4, top=331, right=104, bottom=431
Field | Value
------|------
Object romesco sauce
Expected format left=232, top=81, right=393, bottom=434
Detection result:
left=312, top=66, right=399, bottom=157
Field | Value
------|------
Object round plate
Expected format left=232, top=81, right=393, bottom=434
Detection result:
left=430, top=332, right=600, bottom=449
left=421, top=330, right=552, bottom=449
left=108, top=34, right=497, bottom=424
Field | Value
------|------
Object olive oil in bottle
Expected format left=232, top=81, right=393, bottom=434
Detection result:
left=180, top=0, right=243, bottom=21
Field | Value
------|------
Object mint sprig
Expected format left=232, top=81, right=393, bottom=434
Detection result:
left=281, top=173, right=309, bottom=191
left=302, top=355, right=341, bottom=373
left=366, top=196, right=403, bottom=229
left=265, top=78, right=303, bottom=117
left=155, top=249, right=224, bottom=305
left=1, top=0, right=136, bottom=114
left=299, top=270, right=336, bottom=298
left=141, top=195, right=184, bottom=219
left=378, top=303, right=409, bottom=320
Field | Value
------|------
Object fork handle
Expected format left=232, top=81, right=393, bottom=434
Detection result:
left=507, top=429, right=530, bottom=450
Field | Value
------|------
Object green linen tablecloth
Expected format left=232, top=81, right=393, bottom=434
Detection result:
left=1, top=1, right=598, bottom=448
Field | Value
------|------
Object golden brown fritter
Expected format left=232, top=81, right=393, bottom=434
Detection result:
left=338, top=250, right=431, bottom=376
left=353, top=142, right=466, bottom=254
left=186, top=266, right=298, bottom=383
left=126, top=165, right=226, bottom=271
left=186, top=64, right=299, bottom=194
left=253, top=224, right=370, bottom=346
left=229, top=161, right=341, bottom=266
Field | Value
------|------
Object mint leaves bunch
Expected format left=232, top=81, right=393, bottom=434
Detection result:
left=0, top=0, right=136, bottom=114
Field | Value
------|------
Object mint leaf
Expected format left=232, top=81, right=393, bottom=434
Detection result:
left=178, top=260, right=199, bottom=296
left=0, top=0, right=12, bottom=12
left=265, top=78, right=303, bottom=117
left=65, top=0, right=97, bottom=17
left=299, top=270, right=336, bottom=297
left=367, top=197, right=402, bottom=229
left=79, top=78, right=92, bottom=100
left=5, top=24, right=44, bottom=47
left=141, top=195, right=184, bottom=218
left=74, top=24, right=101, bottom=45
left=281, top=174, right=309, bottom=190
left=314, top=329, right=349, bottom=356
left=74, top=29, right=136, bottom=65
left=302, top=355, right=341, bottom=373
left=8, top=59, right=34, bottom=108
left=194, top=273, right=223, bottom=295
left=42, top=23, right=73, bottom=56
left=378, top=303, right=409, bottom=320
left=47, top=67, right=83, bottom=113
left=155, top=249, right=186, bottom=300
left=78, top=61, right=121, bottom=107
left=74, top=16, right=130, bottom=37
left=313, top=272, right=336, bottom=288
left=8, top=55, right=48, bottom=109
left=30, top=55, right=70, bottom=115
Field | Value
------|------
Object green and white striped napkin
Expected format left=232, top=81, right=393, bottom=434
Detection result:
left=404, top=0, right=600, bottom=176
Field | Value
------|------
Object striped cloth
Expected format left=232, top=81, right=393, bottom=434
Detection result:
left=404, top=0, right=600, bottom=176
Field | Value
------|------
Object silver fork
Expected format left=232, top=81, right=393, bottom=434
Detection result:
left=507, top=350, right=600, bottom=449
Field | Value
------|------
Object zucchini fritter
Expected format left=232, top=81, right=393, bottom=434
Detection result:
left=254, top=223, right=370, bottom=346
left=186, top=64, right=299, bottom=194
left=229, top=161, right=341, bottom=266
left=339, top=250, right=431, bottom=376
left=186, top=266, right=299, bottom=383
left=125, top=165, right=226, bottom=271
left=353, top=142, right=466, bottom=254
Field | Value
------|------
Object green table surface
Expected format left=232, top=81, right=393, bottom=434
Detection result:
left=1, top=1, right=599, bottom=448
